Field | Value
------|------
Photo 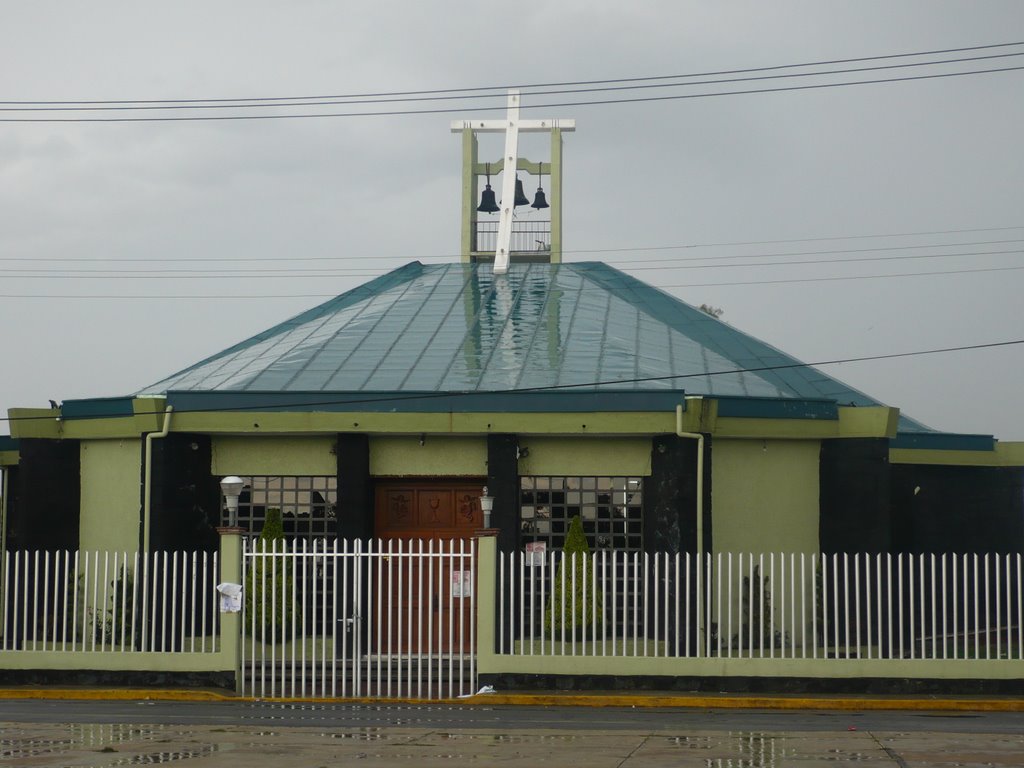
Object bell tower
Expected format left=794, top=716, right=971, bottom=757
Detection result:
left=451, top=90, right=575, bottom=273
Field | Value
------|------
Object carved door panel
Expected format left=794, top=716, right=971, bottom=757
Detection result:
left=373, top=482, right=482, bottom=653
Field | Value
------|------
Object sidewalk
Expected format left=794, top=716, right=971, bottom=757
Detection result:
left=0, top=685, right=1021, bottom=711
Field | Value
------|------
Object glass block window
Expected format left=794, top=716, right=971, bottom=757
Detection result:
left=230, top=476, right=338, bottom=544
left=520, top=476, right=643, bottom=552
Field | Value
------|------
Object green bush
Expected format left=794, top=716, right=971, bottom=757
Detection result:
left=245, top=508, right=294, bottom=639
left=733, top=563, right=788, bottom=649
left=544, top=516, right=603, bottom=638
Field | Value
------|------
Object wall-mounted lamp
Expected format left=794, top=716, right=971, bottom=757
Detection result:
left=479, top=486, right=494, bottom=529
left=220, top=475, right=244, bottom=527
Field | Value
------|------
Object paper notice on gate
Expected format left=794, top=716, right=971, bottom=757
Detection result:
left=216, top=582, right=243, bottom=613
left=451, top=570, right=472, bottom=599
left=525, top=541, right=546, bottom=567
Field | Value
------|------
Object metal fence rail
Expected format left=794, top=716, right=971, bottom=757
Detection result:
left=1, top=550, right=219, bottom=653
left=498, top=551, right=1024, bottom=660
left=474, top=218, right=550, bottom=253
left=242, top=537, right=477, bottom=699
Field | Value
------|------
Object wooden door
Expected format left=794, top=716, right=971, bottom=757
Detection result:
left=375, top=482, right=484, bottom=539
left=373, top=481, right=483, bottom=654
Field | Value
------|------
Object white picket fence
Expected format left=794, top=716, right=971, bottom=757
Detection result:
left=242, top=538, right=477, bottom=699
left=498, top=551, right=1024, bottom=660
left=0, top=550, right=220, bottom=653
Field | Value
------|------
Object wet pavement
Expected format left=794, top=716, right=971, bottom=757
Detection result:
left=2, top=708, right=1024, bottom=766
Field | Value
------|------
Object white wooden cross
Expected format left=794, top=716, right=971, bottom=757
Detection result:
left=451, top=90, right=575, bottom=274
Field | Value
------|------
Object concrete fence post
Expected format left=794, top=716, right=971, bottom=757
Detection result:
left=474, top=531, right=498, bottom=676
left=217, top=526, right=244, bottom=694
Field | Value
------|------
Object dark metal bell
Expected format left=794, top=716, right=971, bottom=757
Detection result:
left=513, top=177, right=530, bottom=207
left=531, top=186, right=549, bottom=210
left=477, top=184, right=499, bottom=213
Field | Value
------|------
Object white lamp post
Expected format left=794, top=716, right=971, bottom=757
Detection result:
left=220, top=476, right=244, bottom=528
left=479, top=486, right=494, bottom=529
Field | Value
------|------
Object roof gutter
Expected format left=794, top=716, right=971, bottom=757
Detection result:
left=676, top=400, right=705, bottom=657
left=142, top=405, right=173, bottom=553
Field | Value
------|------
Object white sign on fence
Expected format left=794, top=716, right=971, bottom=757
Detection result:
left=525, top=541, right=546, bottom=567
left=216, top=582, right=243, bottom=613
left=451, top=570, right=472, bottom=598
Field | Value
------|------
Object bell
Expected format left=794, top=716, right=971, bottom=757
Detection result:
left=513, top=177, right=530, bottom=207
left=531, top=186, right=549, bottom=210
left=477, top=184, right=499, bottom=213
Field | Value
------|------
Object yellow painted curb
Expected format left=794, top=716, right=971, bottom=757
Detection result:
left=472, top=694, right=1024, bottom=712
left=0, top=689, right=1020, bottom=711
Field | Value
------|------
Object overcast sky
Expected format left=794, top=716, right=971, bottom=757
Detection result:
left=2, top=1, right=1023, bottom=441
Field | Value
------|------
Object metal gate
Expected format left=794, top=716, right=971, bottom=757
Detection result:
left=241, top=538, right=477, bottom=699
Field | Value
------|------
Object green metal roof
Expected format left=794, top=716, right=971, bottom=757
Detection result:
left=138, top=261, right=926, bottom=427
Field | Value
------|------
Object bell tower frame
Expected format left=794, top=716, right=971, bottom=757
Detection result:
left=451, top=90, right=574, bottom=272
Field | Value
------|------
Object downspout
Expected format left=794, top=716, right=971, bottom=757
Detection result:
left=1, top=465, right=7, bottom=556
left=0, top=466, right=7, bottom=623
left=142, top=405, right=173, bottom=553
left=676, top=400, right=705, bottom=656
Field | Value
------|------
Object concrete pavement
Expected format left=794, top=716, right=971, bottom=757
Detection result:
left=2, top=697, right=1023, bottom=766
left=3, top=717, right=1024, bottom=766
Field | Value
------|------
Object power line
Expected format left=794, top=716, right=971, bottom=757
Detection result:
left=661, top=264, right=1024, bottom=288
left=3, top=246, right=1021, bottom=278
left=3, top=65, right=1022, bottom=123
left=4, top=41, right=1021, bottom=106
left=4, top=262, right=1022, bottom=281
left=2, top=262, right=1022, bottom=299
left=2, top=338, right=1022, bottom=424
left=6, top=51, right=1024, bottom=114
left=617, top=247, right=1024, bottom=271
left=587, top=236, right=1024, bottom=260
left=4, top=226, right=1022, bottom=264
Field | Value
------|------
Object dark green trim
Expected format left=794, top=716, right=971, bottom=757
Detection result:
left=165, top=389, right=689, bottom=414
left=716, top=396, right=838, bottom=421
left=0, top=436, right=19, bottom=451
left=891, top=432, right=995, bottom=452
left=60, top=396, right=136, bottom=420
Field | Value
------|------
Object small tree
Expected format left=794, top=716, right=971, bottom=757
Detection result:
left=733, top=564, right=787, bottom=649
left=544, top=516, right=603, bottom=638
left=245, top=508, right=294, bottom=639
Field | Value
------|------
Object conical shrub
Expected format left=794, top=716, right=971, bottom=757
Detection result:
left=245, top=508, right=294, bottom=639
left=544, top=515, right=603, bottom=638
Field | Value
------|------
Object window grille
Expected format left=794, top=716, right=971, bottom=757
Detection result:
left=230, top=476, right=337, bottom=543
left=520, top=476, right=643, bottom=552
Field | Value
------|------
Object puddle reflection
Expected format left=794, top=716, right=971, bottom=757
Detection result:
left=2, top=724, right=217, bottom=765
left=661, top=732, right=876, bottom=767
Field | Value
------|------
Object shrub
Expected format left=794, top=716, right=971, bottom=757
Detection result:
left=245, top=508, right=294, bottom=639
left=733, top=564, right=788, bottom=649
left=544, top=516, right=603, bottom=637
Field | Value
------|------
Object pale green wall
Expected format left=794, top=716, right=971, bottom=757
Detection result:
left=518, top=437, right=652, bottom=476
left=208, top=433, right=649, bottom=484
left=370, top=436, right=487, bottom=476
left=211, top=436, right=335, bottom=476
left=80, top=439, right=142, bottom=554
left=369, top=435, right=651, bottom=478
left=711, top=438, right=820, bottom=554
left=710, top=438, right=820, bottom=650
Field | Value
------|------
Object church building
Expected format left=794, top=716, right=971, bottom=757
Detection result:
left=2, top=94, right=1022, bottom=566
